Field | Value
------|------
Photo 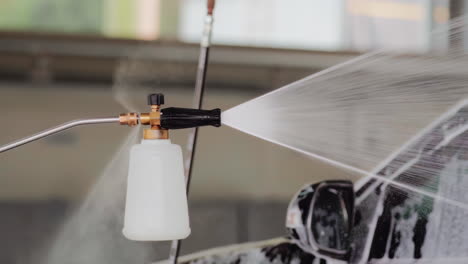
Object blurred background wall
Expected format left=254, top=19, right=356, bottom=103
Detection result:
left=0, top=0, right=466, bottom=263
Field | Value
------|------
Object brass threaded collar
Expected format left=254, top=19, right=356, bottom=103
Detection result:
left=143, top=128, right=169, bottom=140
left=119, top=113, right=139, bottom=126
left=120, top=101, right=167, bottom=139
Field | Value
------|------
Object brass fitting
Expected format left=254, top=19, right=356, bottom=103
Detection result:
left=119, top=113, right=139, bottom=126
left=119, top=93, right=168, bottom=139
left=139, top=111, right=160, bottom=126
left=142, top=103, right=168, bottom=140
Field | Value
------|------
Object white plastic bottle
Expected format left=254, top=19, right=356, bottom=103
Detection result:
left=123, top=139, right=191, bottom=241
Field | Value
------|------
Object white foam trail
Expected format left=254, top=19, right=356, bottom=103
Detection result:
left=222, top=16, right=468, bottom=211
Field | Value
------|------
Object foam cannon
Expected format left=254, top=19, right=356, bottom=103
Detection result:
left=0, top=93, right=221, bottom=241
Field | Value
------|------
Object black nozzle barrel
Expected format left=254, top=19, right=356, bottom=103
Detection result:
left=160, top=107, right=221, bottom=129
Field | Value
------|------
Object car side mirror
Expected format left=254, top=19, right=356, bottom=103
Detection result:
left=309, top=180, right=355, bottom=259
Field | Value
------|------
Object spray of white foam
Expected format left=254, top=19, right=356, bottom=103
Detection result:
left=221, top=51, right=468, bottom=173
left=222, top=16, right=468, bottom=211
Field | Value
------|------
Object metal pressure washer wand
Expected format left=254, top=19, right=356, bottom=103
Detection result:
left=0, top=93, right=220, bottom=154
left=0, top=117, right=120, bottom=153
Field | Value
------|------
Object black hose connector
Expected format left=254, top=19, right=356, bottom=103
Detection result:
left=160, top=107, right=221, bottom=129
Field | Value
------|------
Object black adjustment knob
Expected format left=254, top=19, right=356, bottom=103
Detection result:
left=148, top=93, right=164, bottom=105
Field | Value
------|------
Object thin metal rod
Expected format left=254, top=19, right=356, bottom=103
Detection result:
left=0, top=117, right=120, bottom=153
left=167, top=49, right=209, bottom=262
left=169, top=1, right=215, bottom=263
left=186, top=45, right=210, bottom=190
